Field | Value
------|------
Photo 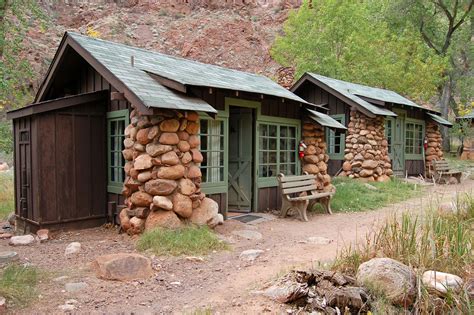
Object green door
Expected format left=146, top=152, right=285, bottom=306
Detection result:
left=228, top=107, right=253, bottom=211
left=386, top=113, right=405, bottom=176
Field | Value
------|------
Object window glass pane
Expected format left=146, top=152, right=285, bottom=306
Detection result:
left=200, top=119, right=225, bottom=183
left=269, top=125, right=277, bottom=137
left=288, top=127, right=295, bottom=138
left=280, top=126, right=287, bottom=137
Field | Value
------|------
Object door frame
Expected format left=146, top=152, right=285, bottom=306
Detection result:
left=391, top=109, right=406, bottom=175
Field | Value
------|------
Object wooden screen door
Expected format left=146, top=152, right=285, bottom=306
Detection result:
left=228, top=107, right=253, bottom=212
left=388, top=113, right=405, bottom=176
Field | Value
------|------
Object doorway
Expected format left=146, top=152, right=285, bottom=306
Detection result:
left=228, top=107, right=254, bottom=212
left=386, top=112, right=405, bottom=176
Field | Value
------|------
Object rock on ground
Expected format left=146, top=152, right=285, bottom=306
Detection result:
left=65, top=282, right=88, bottom=293
left=36, top=229, right=49, bottom=242
left=357, top=257, right=416, bottom=306
left=239, top=249, right=264, bottom=262
left=0, top=251, right=19, bottom=264
left=64, top=242, right=81, bottom=255
left=9, top=235, right=36, bottom=246
left=231, top=229, right=263, bottom=240
left=190, top=197, right=223, bottom=228
left=422, top=270, right=463, bottom=295
left=0, top=296, right=6, bottom=312
left=91, top=253, right=153, bottom=281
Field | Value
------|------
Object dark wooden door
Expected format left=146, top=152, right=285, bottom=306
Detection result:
left=15, top=118, right=32, bottom=219
left=228, top=108, right=253, bottom=211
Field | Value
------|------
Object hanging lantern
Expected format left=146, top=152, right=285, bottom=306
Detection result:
left=299, top=140, right=307, bottom=159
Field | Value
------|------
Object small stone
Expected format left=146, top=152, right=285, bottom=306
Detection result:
left=7, top=212, right=15, bottom=225
left=188, top=135, right=200, bottom=148
left=65, top=282, right=88, bottom=292
left=134, top=154, right=153, bottom=170
left=65, top=242, right=81, bottom=255
left=136, top=128, right=151, bottom=145
left=123, top=138, right=134, bottom=149
left=160, top=119, right=180, bottom=132
left=173, top=193, right=193, bottom=218
left=177, top=141, right=190, bottom=152
left=147, top=126, right=159, bottom=140
left=0, top=296, right=6, bottom=312
left=190, top=149, right=203, bottom=163
left=187, top=165, right=202, bottom=179
left=364, top=183, right=377, bottom=190
left=181, top=152, right=192, bottom=164
left=161, top=151, right=180, bottom=166
left=178, top=178, right=196, bottom=196
left=422, top=270, right=463, bottom=295
left=362, top=160, right=378, bottom=169
left=239, top=249, right=264, bottom=262
left=146, top=144, right=172, bottom=157
left=0, top=233, right=12, bottom=239
left=92, top=253, right=153, bottom=281
left=9, top=235, right=35, bottom=246
left=58, top=304, right=75, bottom=311
left=232, top=230, right=263, bottom=240
left=152, top=196, right=173, bottom=211
left=144, top=179, right=177, bottom=195
left=159, top=133, right=179, bottom=145
left=0, top=251, right=19, bottom=264
left=129, top=217, right=145, bottom=234
left=36, top=229, right=49, bottom=242
left=157, top=165, right=186, bottom=180
left=306, top=236, right=332, bottom=245
left=130, top=191, right=153, bottom=207
left=137, top=171, right=152, bottom=182
left=185, top=122, right=199, bottom=135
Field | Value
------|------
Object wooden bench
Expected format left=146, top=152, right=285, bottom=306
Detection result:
left=432, top=160, right=462, bottom=184
left=277, top=173, right=334, bottom=222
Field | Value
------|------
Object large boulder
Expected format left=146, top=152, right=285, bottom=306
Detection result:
left=145, top=210, right=184, bottom=230
left=357, top=258, right=416, bottom=306
left=91, top=253, right=153, bottom=281
left=190, top=198, right=222, bottom=228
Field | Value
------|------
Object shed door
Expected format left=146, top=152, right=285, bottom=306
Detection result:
left=228, top=107, right=254, bottom=211
left=387, top=114, right=405, bottom=176
left=16, top=118, right=32, bottom=219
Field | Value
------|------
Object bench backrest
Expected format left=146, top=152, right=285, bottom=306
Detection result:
left=432, top=160, right=450, bottom=172
left=277, top=174, right=318, bottom=195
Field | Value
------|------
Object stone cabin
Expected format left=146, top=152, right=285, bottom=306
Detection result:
left=7, top=32, right=345, bottom=233
left=292, top=73, right=453, bottom=181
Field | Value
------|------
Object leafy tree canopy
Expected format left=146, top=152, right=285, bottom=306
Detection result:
left=271, top=0, right=447, bottom=103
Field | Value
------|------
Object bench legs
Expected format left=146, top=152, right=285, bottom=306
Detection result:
left=308, top=196, right=333, bottom=215
left=281, top=198, right=309, bottom=222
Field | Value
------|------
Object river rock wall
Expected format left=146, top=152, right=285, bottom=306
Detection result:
left=425, top=121, right=444, bottom=177
left=340, top=110, right=392, bottom=182
left=119, top=108, right=223, bottom=235
left=301, top=120, right=334, bottom=192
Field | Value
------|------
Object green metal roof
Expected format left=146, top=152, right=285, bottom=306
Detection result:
left=68, top=32, right=309, bottom=111
left=427, top=113, right=453, bottom=127
left=306, top=73, right=436, bottom=116
left=307, top=108, right=347, bottom=130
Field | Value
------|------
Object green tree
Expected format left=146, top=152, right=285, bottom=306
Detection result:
left=0, top=0, right=46, bottom=112
left=386, top=0, right=473, bottom=150
left=271, top=0, right=446, bottom=103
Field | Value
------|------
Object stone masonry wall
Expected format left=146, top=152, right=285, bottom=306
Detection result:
left=425, top=121, right=444, bottom=177
left=119, top=108, right=223, bottom=235
left=301, top=120, right=334, bottom=192
left=340, top=110, right=392, bottom=182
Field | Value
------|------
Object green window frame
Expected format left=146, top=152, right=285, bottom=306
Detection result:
left=385, top=118, right=393, bottom=154
left=199, top=117, right=227, bottom=188
left=107, top=109, right=129, bottom=194
left=405, top=119, right=425, bottom=160
left=258, top=122, right=299, bottom=180
left=325, top=114, right=346, bottom=159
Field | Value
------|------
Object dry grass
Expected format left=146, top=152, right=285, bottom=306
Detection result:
left=332, top=193, right=474, bottom=313
left=0, top=264, right=39, bottom=308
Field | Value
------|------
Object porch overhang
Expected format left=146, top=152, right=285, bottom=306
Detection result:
left=427, top=113, right=453, bottom=127
left=306, top=108, right=347, bottom=131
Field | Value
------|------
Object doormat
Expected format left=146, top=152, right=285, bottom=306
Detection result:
left=231, top=214, right=262, bottom=223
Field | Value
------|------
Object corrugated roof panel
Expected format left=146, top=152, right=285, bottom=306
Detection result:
left=68, top=32, right=309, bottom=107
left=427, top=113, right=453, bottom=127
left=307, top=108, right=347, bottom=130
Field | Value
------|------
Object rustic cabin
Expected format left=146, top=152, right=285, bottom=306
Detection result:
left=292, top=73, right=453, bottom=180
left=456, top=110, right=474, bottom=160
left=7, top=32, right=345, bottom=232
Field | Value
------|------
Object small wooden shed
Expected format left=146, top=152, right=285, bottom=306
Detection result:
left=292, top=73, right=452, bottom=179
left=7, top=32, right=344, bottom=232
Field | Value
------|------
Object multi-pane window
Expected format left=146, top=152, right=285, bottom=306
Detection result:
left=200, top=119, right=225, bottom=183
left=385, top=119, right=393, bottom=154
left=405, top=122, right=423, bottom=155
left=326, top=115, right=345, bottom=159
left=258, top=123, right=297, bottom=178
left=107, top=110, right=128, bottom=193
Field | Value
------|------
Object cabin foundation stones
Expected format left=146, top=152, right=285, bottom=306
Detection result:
left=340, top=110, right=392, bottom=182
left=425, top=121, right=444, bottom=177
left=120, top=108, right=223, bottom=235
left=301, top=120, right=334, bottom=192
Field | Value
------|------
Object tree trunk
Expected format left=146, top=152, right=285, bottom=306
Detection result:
left=437, top=77, right=452, bottom=152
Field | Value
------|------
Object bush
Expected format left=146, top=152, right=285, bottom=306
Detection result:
left=0, top=120, right=13, bottom=155
left=137, top=226, right=228, bottom=256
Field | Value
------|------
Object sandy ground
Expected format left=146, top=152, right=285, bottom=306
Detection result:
left=1, top=179, right=473, bottom=314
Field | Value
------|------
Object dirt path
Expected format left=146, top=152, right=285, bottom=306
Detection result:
left=2, top=180, right=473, bottom=314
